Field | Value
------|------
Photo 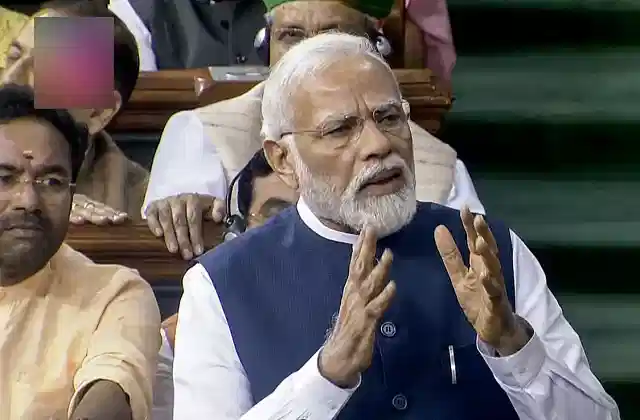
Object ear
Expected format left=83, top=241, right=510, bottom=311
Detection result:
left=85, top=90, right=122, bottom=134
left=263, top=139, right=299, bottom=191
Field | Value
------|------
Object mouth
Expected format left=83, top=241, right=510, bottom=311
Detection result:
left=358, top=168, right=405, bottom=196
left=6, top=224, right=43, bottom=233
left=361, top=168, right=404, bottom=188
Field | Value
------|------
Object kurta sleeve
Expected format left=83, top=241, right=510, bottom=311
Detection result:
left=68, top=269, right=162, bottom=420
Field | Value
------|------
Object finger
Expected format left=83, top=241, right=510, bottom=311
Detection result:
left=169, top=199, right=193, bottom=259
left=475, top=237, right=504, bottom=299
left=365, top=280, right=396, bottom=319
left=460, top=206, right=478, bottom=254
left=362, top=248, right=393, bottom=301
left=86, top=203, right=124, bottom=223
left=145, top=204, right=163, bottom=236
left=185, top=195, right=205, bottom=256
left=69, top=210, right=86, bottom=224
left=95, top=204, right=127, bottom=223
left=110, top=211, right=128, bottom=224
left=475, top=235, right=502, bottom=276
left=75, top=206, right=109, bottom=225
left=434, top=225, right=468, bottom=285
left=158, top=203, right=179, bottom=253
left=349, top=227, right=367, bottom=268
left=474, top=215, right=498, bottom=254
left=348, top=226, right=377, bottom=284
left=205, top=197, right=226, bottom=223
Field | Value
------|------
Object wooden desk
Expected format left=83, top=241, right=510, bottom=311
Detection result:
left=109, top=68, right=451, bottom=134
left=65, top=222, right=223, bottom=283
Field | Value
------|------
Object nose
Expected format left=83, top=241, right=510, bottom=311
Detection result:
left=358, top=119, right=393, bottom=161
left=12, top=182, right=40, bottom=212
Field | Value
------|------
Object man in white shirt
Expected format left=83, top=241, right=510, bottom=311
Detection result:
left=141, top=0, right=483, bottom=261
left=172, top=33, right=619, bottom=419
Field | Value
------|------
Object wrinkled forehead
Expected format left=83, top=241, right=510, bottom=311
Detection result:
left=0, top=119, right=69, bottom=168
left=272, top=1, right=367, bottom=31
left=292, top=56, right=401, bottom=126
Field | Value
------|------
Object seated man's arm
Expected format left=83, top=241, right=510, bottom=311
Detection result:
left=143, top=111, right=227, bottom=217
left=142, top=111, right=226, bottom=258
left=477, top=232, right=620, bottom=419
left=68, top=270, right=162, bottom=420
left=173, top=264, right=357, bottom=419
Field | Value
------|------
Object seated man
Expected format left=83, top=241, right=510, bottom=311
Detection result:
left=172, top=33, right=619, bottom=419
left=0, top=84, right=161, bottom=419
left=2, top=0, right=148, bottom=224
left=152, top=149, right=296, bottom=420
left=143, top=0, right=481, bottom=260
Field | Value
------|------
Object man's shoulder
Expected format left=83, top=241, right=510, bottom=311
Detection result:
left=54, top=243, right=154, bottom=300
left=194, top=81, right=265, bottom=120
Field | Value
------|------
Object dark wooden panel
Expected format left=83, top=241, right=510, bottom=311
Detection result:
left=108, top=68, right=452, bottom=134
left=65, top=223, right=223, bottom=284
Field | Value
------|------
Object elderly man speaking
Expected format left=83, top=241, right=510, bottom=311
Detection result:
left=172, top=34, right=619, bottom=419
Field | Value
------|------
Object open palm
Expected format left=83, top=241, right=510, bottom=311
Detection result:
left=434, top=207, right=516, bottom=348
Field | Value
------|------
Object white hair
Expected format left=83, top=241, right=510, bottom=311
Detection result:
left=261, top=32, right=399, bottom=141
left=262, top=33, right=416, bottom=236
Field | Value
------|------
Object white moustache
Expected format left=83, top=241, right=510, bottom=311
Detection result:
left=350, top=156, right=410, bottom=193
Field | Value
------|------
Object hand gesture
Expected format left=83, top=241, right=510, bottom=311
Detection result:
left=70, top=194, right=127, bottom=225
left=318, top=226, right=396, bottom=388
left=434, top=207, right=529, bottom=355
left=145, top=193, right=225, bottom=260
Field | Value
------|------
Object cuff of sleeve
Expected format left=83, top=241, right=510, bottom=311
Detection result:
left=68, top=366, right=148, bottom=420
left=477, top=331, right=547, bottom=389
left=292, top=350, right=360, bottom=414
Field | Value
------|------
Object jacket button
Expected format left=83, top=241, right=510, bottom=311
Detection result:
left=392, top=393, right=408, bottom=410
left=380, top=321, right=396, bottom=337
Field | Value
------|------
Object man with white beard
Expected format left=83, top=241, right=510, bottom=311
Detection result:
left=172, top=33, right=618, bottom=420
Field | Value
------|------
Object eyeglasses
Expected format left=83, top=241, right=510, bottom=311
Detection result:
left=0, top=174, right=73, bottom=198
left=280, top=103, right=409, bottom=147
left=273, top=22, right=367, bottom=46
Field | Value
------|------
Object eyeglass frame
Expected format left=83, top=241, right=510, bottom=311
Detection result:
left=0, top=173, right=75, bottom=200
left=279, top=99, right=411, bottom=144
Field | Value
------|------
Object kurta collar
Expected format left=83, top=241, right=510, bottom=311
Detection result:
left=296, top=197, right=359, bottom=245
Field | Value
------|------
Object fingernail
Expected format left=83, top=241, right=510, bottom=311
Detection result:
left=182, top=250, right=193, bottom=260
left=153, top=228, right=162, bottom=236
left=168, top=245, right=177, bottom=253
left=195, top=245, right=203, bottom=255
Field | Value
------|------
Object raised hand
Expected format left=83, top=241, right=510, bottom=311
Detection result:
left=434, top=207, right=530, bottom=355
left=318, top=226, right=396, bottom=388
left=145, top=193, right=225, bottom=260
left=70, top=194, right=127, bottom=225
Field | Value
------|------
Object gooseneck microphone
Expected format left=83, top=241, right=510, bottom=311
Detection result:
left=223, top=168, right=248, bottom=242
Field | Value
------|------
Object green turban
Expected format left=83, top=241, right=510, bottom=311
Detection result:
left=262, top=0, right=395, bottom=19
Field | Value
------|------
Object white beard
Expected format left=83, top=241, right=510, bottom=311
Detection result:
left=289, top=144, right=417, bottom=237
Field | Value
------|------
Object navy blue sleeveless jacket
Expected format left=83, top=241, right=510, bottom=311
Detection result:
left=197, top=202, right=520, bottom=419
